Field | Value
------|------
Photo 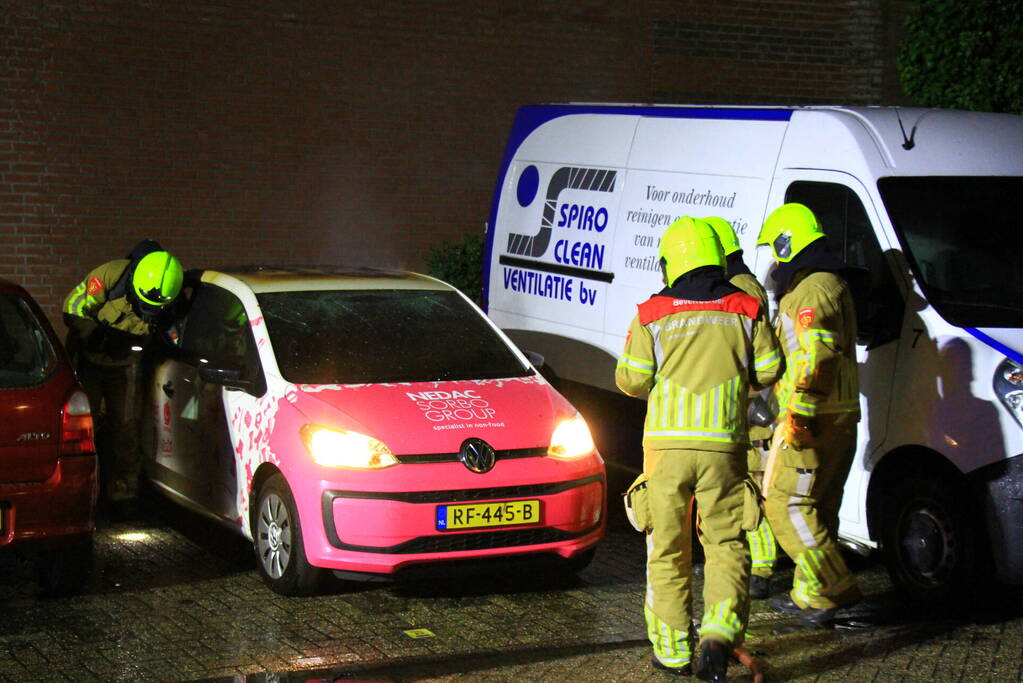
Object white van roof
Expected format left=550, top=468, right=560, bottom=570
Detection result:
left=508, top=104, right=1023, bottom=177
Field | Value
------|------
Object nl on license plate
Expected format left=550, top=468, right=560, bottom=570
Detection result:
left=435, top=499, right=541, bottom=531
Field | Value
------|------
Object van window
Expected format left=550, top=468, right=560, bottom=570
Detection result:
left=785, top=181, right=903, bottom=347
left=879, top=176, right=1023, bottom=328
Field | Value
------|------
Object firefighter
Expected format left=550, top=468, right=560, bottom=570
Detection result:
left=704, top=216, right=778, bottom=599
left=617, top=217, right=783, bottom=680
left=756, top=203, right=862, bottom=627
left=63, top=245, right=184, bottom=515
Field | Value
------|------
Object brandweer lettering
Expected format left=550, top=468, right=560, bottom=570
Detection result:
left=664, top=314, right=738, bottom=330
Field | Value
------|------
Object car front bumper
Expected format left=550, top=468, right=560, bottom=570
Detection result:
left=304, top=467, right=606, bottom=575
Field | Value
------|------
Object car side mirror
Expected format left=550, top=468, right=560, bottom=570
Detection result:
left=523, top=350, right=545, bottom=369
left=197, top=363, right=255, bottom=392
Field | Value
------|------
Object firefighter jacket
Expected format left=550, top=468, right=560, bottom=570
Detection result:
left=63, top=259, right=153, bottom=366
left=616, top=288, right=783, bottom=454
left=729, top=271, right=775, bottom=444
left=773, top=270, right=860, bottom=419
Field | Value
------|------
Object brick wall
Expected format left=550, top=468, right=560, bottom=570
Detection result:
left=0, top=0, right=896, bottom=326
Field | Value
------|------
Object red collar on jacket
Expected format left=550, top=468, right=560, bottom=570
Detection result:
left=638, top=292, right=760, bottom=325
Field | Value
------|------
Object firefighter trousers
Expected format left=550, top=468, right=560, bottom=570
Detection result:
left=746, top=444, right=777, bottom=579
left=763, top=413, right=861, bottom=610
left=77, top=358, right=141, bottom=503
left=644, top=448, right=750, bottom=667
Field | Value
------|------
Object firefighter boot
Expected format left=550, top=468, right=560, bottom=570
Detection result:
left=749, top=575, right=770, bottom=599
left=769, top=595, right=838, bottom=628
left=651, top=658, right=692, bottom=676
left=695, top=640, right=729, bottom=682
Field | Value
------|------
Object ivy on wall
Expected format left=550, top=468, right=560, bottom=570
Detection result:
left=898, top=0, right=1023, bottom=113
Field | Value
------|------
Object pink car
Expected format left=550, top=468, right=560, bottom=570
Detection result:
left=143, top=267, right=606, bottom=595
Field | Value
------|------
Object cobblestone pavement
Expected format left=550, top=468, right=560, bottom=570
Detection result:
left=3, top=466, right=1023, bottom=683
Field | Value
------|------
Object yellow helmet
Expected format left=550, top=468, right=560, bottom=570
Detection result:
left=702, top=216, right=741, bottom=256
left=132, top=251, right=183, bottom=307
left=757, top=203, right=824, bottom=262
left=658, top=217, right=724, bottom=286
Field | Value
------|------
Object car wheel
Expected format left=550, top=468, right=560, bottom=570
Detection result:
left=881, top=472, right=976, bottom=606
left=36, top=537, right=93, bottom=597
left=253, top=473, right=323, bottom=596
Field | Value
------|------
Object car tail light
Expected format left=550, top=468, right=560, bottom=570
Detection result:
left=60, top=390, right=95, bottom=455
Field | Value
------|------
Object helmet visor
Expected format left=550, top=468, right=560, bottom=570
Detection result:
left=772, top=233, right=792, bottom=260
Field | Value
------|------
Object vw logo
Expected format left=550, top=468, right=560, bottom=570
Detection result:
left=458, top=438, right=496, bottom=474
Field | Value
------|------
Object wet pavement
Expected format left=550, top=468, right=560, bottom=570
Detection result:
left=3, top=465, right=1023, bottom=682
left=4, top=383, right=1023, bottom=681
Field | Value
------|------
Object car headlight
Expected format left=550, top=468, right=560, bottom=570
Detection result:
left=994, top=358, right=1023, bottom=429
left=548, top=412, right=595, bottom=459
left=300, top=424, right=398, bottom=469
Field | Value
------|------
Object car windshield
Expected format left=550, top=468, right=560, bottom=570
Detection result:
left=879, top=176, right=1023, bottom=328
left=0, top=293, right=57, bottom=388
left=257, top=289, right=533, bottom=384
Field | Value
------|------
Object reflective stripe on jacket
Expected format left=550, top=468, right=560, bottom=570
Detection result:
left=63, top=259, right=151, bottom=365
left=773, top=270, right=860, bottom=418
left=616, top=291, right=783, bottom=453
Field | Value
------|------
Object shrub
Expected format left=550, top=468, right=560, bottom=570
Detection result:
left=898, top=0, right=1023, bottom=114
left=424, top=231, right=485, bottom=305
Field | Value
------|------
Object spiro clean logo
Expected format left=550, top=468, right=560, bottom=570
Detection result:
left=502, top=165, right=616, bottom=286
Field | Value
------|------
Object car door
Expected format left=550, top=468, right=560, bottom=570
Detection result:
left=175, top=283, right=265, bottom=520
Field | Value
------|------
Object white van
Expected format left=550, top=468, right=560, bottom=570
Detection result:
left=483, top=104, right=1023, bottom=602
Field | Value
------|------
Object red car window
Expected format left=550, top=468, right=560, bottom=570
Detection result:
left=0, top=293, right=58, bottom=388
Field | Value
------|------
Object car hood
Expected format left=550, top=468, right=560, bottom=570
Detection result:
left=286, top=376, right=568, bottom=454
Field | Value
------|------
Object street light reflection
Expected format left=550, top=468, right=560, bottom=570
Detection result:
left=114, top=531, right=150, bottom=542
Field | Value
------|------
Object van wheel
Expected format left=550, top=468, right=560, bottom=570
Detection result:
left=881, top=472, right=976, bottom=606
left=253, top=474, right=323, bottom=596
left=36, top=537, right=93, bottom=597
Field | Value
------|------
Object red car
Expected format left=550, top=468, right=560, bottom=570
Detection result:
left=0, top=278, right=97, bottom=595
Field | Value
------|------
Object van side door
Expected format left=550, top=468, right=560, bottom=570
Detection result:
left=764, top=171, right=906, bottom=541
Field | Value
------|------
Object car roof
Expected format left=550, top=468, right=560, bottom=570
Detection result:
left=0, top=278, right=30, bottom=297
left=194, top=266, right=453, bottom=294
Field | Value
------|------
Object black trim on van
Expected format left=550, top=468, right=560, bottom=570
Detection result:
left=499, top=255, right=615, bottom=283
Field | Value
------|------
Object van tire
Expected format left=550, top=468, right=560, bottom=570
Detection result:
left=881, top=471, right=976, bottom=606
left=253, top=474, right=323, bottom=596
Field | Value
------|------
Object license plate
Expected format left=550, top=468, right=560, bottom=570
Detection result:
left=436, top=500, right=541, bottom=531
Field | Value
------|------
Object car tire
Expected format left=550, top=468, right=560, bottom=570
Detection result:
left=253, top=473, right=323, bottom=596
left=881, top=471, right=977, bottom=606
left=36, top=536, right=93, bottom=597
